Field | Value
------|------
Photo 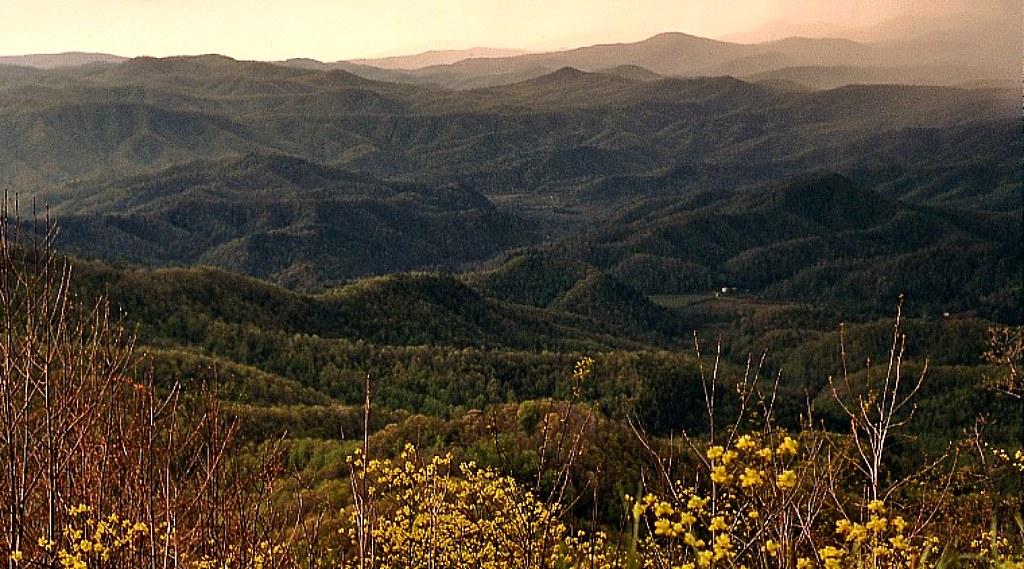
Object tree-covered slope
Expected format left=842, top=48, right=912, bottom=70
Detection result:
left=51, top=153, right=535, bottom=287
left=559, top=175, right=1021, bottom=319
left=73, top=260, right=650, bottom=352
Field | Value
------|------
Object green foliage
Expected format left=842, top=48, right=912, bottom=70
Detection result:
left=560, top=176, right=1021, bottom=321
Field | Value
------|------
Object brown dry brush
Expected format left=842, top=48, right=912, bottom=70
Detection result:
left=0, top=200, right=293, bottom=568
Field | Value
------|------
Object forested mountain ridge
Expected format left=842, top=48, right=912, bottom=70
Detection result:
left=49, top=153, right=535, bottom=287
left=70, top=256, right=669, bottom=356
left=554, top=175, right=1020, bottom=318
left=2, top=54, right=1015, bottom=209
left=44, top=162, right=1020, bottom=322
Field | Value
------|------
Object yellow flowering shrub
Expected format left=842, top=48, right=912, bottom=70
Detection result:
left=828, top=501, right=941, bottom=569
left=4, top=505, right=163, bottom=568
left=0, top=503, right=292, bottom=569
left=627, top=431, right=956, bottom=569
left=630, top=432, right=812, bottom=568
left=339, top=443, right=603, bottom=569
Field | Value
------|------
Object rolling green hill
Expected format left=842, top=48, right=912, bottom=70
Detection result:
left=59, top=252, right=1017, bottom=445
left=51, top=153, right=535, bottom=287
left=73, top=260, right=648, bottom=352
left=558, top=175, right=1020, bottom=319
left=467, top=253, right=680, bottom=338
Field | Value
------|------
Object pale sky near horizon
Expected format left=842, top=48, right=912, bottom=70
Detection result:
left=0, top=0, right=1015, bottom=61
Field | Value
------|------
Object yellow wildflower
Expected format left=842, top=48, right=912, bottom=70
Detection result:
left=654, top=518, right=676, bottom=537
left=777, top=436, right=798, bottom=457
left=654, top=501, right=674, bottom=517
left=711, top=465, right=733, bottom=485
left=632, top=502, right=647, bottom=519
left=740, top=467, right=764, bottom=488
left=866, top=516, right=888, bottom=533
left=846, top=523, right=868, bottom=543
left=777, top=469, right=797, bottom=489
left=735, top=435, right=756, bottom=450
left=714, top=534, right=733, bottom=560
left=687, top=495, right=708, bottom=511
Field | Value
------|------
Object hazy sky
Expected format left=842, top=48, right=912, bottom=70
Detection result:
left=0, top=0, right=1015, bottom=60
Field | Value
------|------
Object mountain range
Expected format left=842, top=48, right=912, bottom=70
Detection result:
left=3, top=15, right=1015, bottom=90
left=0, top=27, right=1018, bottom=324
left=367, top=30, right=1015, bottom=89
left=2, top=54, right=1015, bottom=202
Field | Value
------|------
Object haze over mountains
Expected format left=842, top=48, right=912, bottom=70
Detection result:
left=2, top=12, right=1016, bottom=89
left=721, top=7, right=1011, bottom=43
left=354, top=27, right=1015, bottom=90
left=349, top=47, right=530, bottom=70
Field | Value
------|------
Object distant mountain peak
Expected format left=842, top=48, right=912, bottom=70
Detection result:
left=639, top=31, right=731, bottom=47
left=116, top=53, right=238, bottom=73
left=0, top=52, right=126, bottom=69
left=545, top=66, right=591, bottom=80
left=350, top=47, right=529, bottom=70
